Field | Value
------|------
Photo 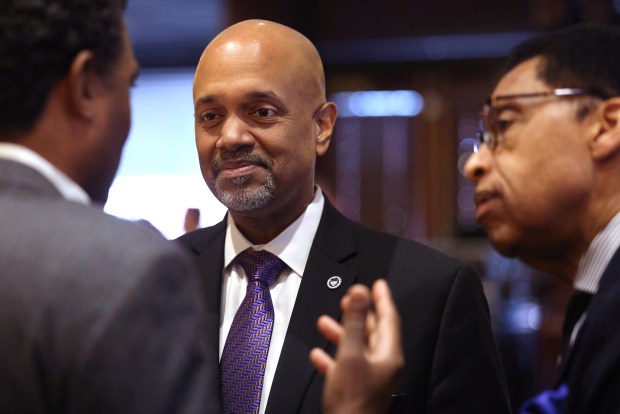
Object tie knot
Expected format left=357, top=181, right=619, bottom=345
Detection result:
left=236, top=249, right=285, bottom=286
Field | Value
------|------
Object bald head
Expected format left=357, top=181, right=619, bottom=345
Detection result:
left=191, top=20, right=338, bottom=241
left=194, top=19, right=326, bottom=104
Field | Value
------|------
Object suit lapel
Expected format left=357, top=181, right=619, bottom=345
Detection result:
left=194, top=234, right=225, bottom=318
left=556, top=295, right=591, bottom=381
left=558, top=247, right=620, bottom=382
left=266, top=199, right=358, bottom=413
left=562, top=247, right=620, bottom=412
left=187, top=221, right=227, bottom=384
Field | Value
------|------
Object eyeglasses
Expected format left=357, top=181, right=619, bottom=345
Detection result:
left=476, top=88, right=592, bottom=151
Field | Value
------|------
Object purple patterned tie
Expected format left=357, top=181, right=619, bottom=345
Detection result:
left=220, top=249, right=285, bottom=414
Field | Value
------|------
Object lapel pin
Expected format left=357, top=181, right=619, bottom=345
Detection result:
left=327, top=276, right=342, bottom=290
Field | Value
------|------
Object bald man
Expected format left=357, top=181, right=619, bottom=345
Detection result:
left=178, top=20, right=510, bottom=414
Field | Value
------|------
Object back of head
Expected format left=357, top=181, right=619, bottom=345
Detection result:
left=0, top=0, right=127, bottom=139
left=505, top=23, right=620, bottom=99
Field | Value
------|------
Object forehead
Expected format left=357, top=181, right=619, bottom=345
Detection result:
left=493, top=57, right=549, bottom=97
left=193, top=39, right=309, bottom=102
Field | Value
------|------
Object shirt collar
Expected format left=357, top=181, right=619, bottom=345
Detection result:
left=224, top=187, right=325, bottom=276
left=574, top=211, right=620, bottom=294
left=0, top=143, right=90, bottom=205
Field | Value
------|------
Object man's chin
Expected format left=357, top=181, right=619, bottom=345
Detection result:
left=490, top=242, right=519, bottom=259
left=214, top=185, right=274, bottom=213
left=484, top=226, right=520, bottom=258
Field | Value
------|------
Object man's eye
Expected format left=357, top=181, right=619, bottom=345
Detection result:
left=200, top=112, right=217, bottom=121
left=496, top=119, right=515, bottom=132
left=256, top=108, right=276, bottom=117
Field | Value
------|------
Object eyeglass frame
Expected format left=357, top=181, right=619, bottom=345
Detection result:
left=475, top=88, right=601, bottom=151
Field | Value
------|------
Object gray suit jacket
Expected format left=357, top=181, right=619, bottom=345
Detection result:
left=178, top=197, right=511, bottom=414
left=0, top=159, right=219, bottom=413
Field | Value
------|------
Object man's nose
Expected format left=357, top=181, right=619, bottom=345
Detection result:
left=463, top=145, right=492, bottom=182
left=216, top=115, right=254, bottom=151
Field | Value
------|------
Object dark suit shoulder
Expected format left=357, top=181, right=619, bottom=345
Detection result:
left=352, top=220, right=464, bottom=264
left=323, top=197, right=465, bottom=261
left=176, top=219, right=227, bottom=254
left=330, top=209, right=471, bottom=285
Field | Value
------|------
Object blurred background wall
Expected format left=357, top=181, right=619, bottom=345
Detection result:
left=106, top=1, right=619, bottom=410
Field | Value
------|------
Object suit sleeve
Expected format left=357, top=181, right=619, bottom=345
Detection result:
left=426, top=263, right=511, bottom=414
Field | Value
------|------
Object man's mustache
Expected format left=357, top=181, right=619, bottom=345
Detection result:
left=211, top=151, right=272, bottom=177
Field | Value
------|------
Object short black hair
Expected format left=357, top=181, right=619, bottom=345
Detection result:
left=0, top=0, right=127, bottom=138
left=506, top=23, right=620, bottom=101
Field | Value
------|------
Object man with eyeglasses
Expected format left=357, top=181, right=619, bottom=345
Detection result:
left=464, top=23, right=620, bottom=414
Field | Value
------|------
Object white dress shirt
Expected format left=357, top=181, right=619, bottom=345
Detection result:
left=0, top=143, right=90, bottom=205
left=574, top=211, right=620, bottom=294
left=568, top=211, right=620, bottom=347
left=220, top=188, right=324, bottom=414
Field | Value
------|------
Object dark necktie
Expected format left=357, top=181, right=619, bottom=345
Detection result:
left=220, top=249, right=285, bottom=414
left=559, top=290, right=593, bottom=362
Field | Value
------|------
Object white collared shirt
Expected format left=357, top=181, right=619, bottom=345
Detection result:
left=568, top=211, right=620, bottom=347
left=574, top=212, right=620, bottom=294
left=0, top=143, right=90, bottom=205
left=220, top=188, right=324, bottom=414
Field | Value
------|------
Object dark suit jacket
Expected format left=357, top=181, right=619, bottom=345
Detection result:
left=178, top=197, right=511, bottom=414
left=0, top=159, right=219, bottom=413
left=560, top=247, right=620, bottom=414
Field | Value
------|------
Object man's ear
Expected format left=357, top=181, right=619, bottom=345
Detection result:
left=315, top=102, right=338, bottom=157
left=591, top=98, right=620, bottom=161
left=66, top=50, right=103, bottom=120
